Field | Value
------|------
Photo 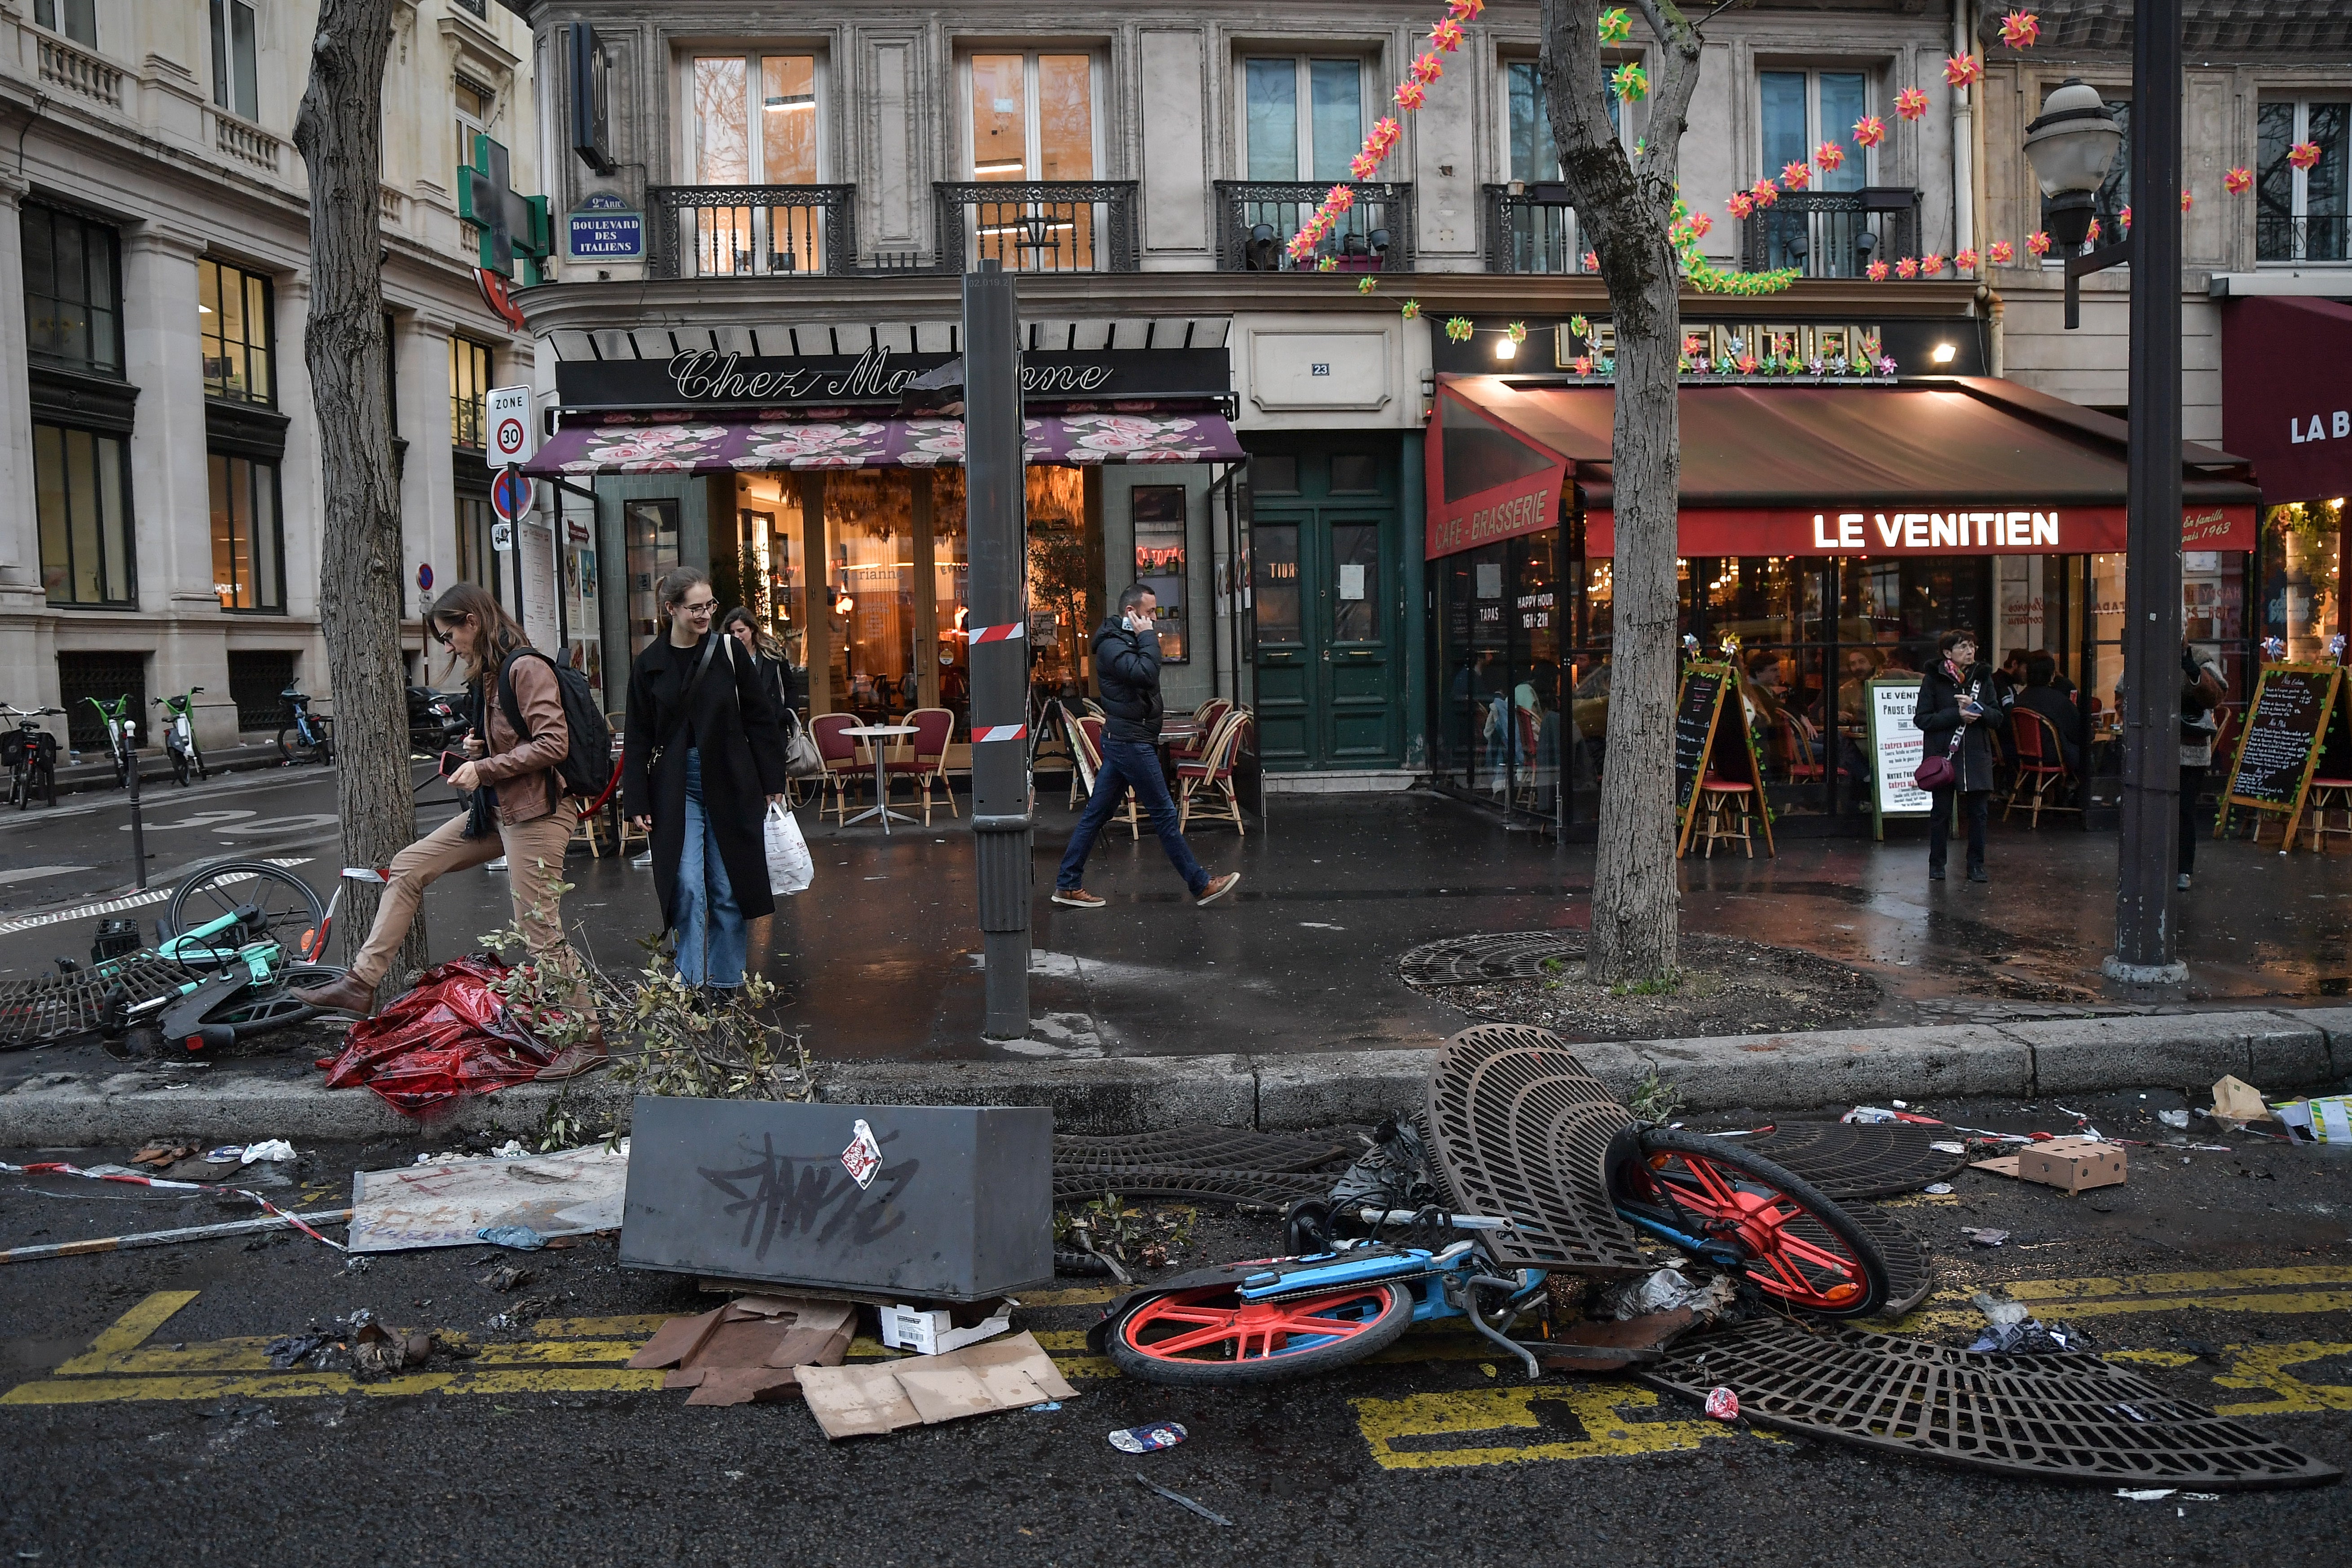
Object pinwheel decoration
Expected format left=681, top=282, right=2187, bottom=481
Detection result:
left=1749, top=177, right=1780, bottom=208
left=1780, top=161, right=1812, bottom=191
left=1999, top=9, right=2040, bottom=48
left=1944, top=53, right=1982, bottom=88
left=1852, top=115, right=1887, bottom=149
left=2025, top=230, right=2051, bottom=255
left=1598, top=6, right=1632, bottom=43
left=1582, top=249, right=1600, bottom=270
left=1867, top=260, right=1890, bottom=281
left=1611, top=62, right=1650, bottom=101
left=1815, top=140, right=1846, bottom=172
left=1400, top=299, right=1422, bottom=320
left=1954, top=247, right=1979, bottom=273
left=1987, top=239, right=2016, bottom=265
left=1444, top=316, right=1474, bottom=343
left=1896, top=255, right=1920, bottom=279
left=1896, top=86, right=1930, bottom=122
left=1728, top=191, right=1756, bottom=220
left=2224, top=166, right=2252, bottom=195
left=1506, top=321, right=1528, bottom=344
left=1920, top=252, right=1947, bottom=275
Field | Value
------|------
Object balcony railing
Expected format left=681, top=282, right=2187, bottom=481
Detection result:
left=649, top=185, right=861, bottom=278
left=935, top=181, right=1138, bottom=273
left=1484, top=184, right=1587, bottom=274
left=213, top=111, right=284, bottom=174
left=2258, top=214, right=2350, bottom=264
left=1213, top=181, right=1414, bottom=272
left=37, top=33, right=121, bottom=108
left=1740, top=188, right=1920, bottom=279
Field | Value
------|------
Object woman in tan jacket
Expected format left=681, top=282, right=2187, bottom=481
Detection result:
left=293, top=584, right=601, bottom=1076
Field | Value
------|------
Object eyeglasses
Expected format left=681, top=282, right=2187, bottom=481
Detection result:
left=432, top=627, right=454, bottom=647
left=678, top=599, right=718, bottom=616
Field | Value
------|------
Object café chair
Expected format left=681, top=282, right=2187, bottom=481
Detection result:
left=2305, top=776, right=2352, bottom=852
left=1690, top=773, right=1757, bottom=859
left=810, top=712, right=865, bottom=826
left=1176, top=710, right=1250, bottom=837
left=1068, top=711, right=1139, bottom=839
left=887, top=707, right=958, bottom=825
left=1169, top=698, right=1231, bottom=763
left=2002, top=709, right=2076, bottom=828
left=1771, top=709, right=1825, bottom=784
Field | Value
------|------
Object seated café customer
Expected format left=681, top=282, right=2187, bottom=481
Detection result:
left=2013, top=652, right=2081, bottom=775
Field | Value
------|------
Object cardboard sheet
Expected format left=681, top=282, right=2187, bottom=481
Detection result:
left=628, top=1295, right=857, bottom=1407
left=797, top=1332, right=1076, bottom=1440
left=349, top=1145, right=628, bottom=1252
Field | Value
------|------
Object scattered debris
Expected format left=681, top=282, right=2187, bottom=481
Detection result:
left=0, top=1160, right=344, bottom=1252
left=129, top=1143, right=197, bottom=1168
left=2209, top=1075, right=2273, bottom=1125
left=1922, top=1182, right=1954, bottom=1195
left=264, top=1332, right=334, bottom=1370
left=796, top=1332, right=1076, bottom=1440
left=476, top=1225, right=548, bottom=1251
left=880, top=1300, right=1013, bottom=1357
left=2118, top=1488, right=2178, bottom=1502
left=317, top=956, right=558, bottom=1116
left=1973, top=1138, right=2126, bottom=1192
left=626, top=1296, right=856, bottom=1407
left=1970, top=1319, right=2092, bottom=1354
left=1133, top=1474, right=1229, bottom=1526
left=0, top=1207, right=351, bottom=1265
left=1537, top=1308, right=1699, bottom=1373
left=1929, top=1141, right=1967, bottom=1154
left=348, top=1143, right=626, bottom=1254
left=477, top=1263, right=534, bottom=1293
left=1599, top=1268, right=1740, bottom=1323
left=1961, top=1227, right=2011, bottom=1247
left=239, top=1140, right=296, bottom=1165
left=2158, top=1110, right=2191, bottom=1130
left=2274, top=1096, right=2351, bottom=1144
left=1108, top=1421, right=1188, bottom=1454
left=1704, top=1386, right=1740, bottom=1421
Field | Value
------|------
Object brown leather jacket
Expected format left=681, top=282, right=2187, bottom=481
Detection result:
left=473, top=652, right=569, bottom=824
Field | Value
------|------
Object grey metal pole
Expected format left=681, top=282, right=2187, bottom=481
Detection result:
left=126, top=717, right=145, bottom=891
left=2106, top=0, right=2185, bottom=983
left=964, top=260, right=1032, bottom=1038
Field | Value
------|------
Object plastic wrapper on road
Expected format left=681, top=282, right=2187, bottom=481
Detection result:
left=316, top=957, right=554, bottom=1117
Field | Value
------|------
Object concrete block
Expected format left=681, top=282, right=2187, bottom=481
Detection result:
left=2283, top=1007, right=2352, bottom=1080
left=818, top=1054, right=1254, bottom=1136
left=0, top=1071, right=617, bottom=1149
left=1630, top=1026, right=2031, bottom=1111
left=2006, top=1010, right=2312, bottom=1097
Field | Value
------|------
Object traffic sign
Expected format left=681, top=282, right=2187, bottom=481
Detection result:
left=487, top=384, right=535, bottom=465
left=491, top=468, right=534, bottom=524
left=491, top=521, right=515, bottom=553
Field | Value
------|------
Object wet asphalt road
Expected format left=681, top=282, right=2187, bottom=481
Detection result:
left=2, top=1086, right=2347, bottom=1567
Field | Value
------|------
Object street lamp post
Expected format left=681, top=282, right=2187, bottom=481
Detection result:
left=2021, top=4, right=2187, bottom=983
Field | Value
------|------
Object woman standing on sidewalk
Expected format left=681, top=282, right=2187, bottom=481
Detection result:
left=290, top=584, right=602, bottom=1077
left=1914, top=629, right=2008, bottom=885
left=622, top=568, right=792, bottom=991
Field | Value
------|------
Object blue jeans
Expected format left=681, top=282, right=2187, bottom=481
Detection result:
left=676, top=749, right=747, bottom=987
left=1058, top=736, right=1208, bottom=896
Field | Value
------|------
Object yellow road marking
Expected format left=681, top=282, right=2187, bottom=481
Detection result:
left=1352, top=1384, right=1749, bottom=1470
left=1, top=1367, right=664, bottom=1406
left=2208, top=1341, right=2352, bottom=1417
left=2007, top=1266, right=2352, bottom=1302
left=534, top=1315, right=671, bottom=1339
left=51, top=1291, right=198, bottom=1375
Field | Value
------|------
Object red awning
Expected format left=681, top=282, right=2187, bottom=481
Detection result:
left=2221, top=295, right=2352, bottom=507
left=1426, top=376, right=2261, bottom=559
left=524, top=411, right=1244, bottom=476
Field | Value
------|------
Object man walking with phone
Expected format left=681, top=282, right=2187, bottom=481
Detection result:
left=1053, top=584, right=1240, bottom=910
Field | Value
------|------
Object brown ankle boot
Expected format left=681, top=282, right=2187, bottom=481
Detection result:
left=291, top=972, right=377, bottom=1017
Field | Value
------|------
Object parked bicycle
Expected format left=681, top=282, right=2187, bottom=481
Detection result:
left=154, top=686, right=208, bottom=787
left=83, top=692, right=136, bottom=788
left=1, top=705, right=62, bottom=810
left=277, top=684, right=334, bottom=766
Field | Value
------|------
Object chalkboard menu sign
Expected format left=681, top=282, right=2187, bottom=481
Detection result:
left=2222, top=664, right=2342, bottom=846
left=1673, top=663, right=1732, bottom=823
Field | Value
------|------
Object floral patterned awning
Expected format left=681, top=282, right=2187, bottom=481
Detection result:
left=524, top=412, right=1244, bottom=477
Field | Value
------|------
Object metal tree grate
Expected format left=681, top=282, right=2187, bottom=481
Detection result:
left=1053, top=1126, right=1352, bottom=1176
left=1640, top=1317, right=2342, bottom=1490
left=1839, top=1203, right=1934, bottom=1317
left=1740, top=1121, right=1973, bottom=1199
left=1424, top=1023, right=1648, bottom=1272
left=1397, top=932, right=1577, bottom=988
left=0, top=952, right=208, bottom=1049
left=1051, top=1167, right=1336, bottom=1211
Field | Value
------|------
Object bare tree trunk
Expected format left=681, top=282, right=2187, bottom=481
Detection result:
left=292, top=0, right=423, bottom=985
left=1540, top=0, right=1703, bottom=985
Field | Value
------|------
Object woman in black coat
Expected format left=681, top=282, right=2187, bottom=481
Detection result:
left=1913, top=627, right=2009, bottom=884
left=622, top=568, right=792, bottom=988
left=719, top=607, right=801, bottom=727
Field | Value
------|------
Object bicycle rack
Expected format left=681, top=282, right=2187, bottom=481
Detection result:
left=1641, top=1316, right=2342, bottom=1489
left=1423, top=1022, right=1649, bottom=1273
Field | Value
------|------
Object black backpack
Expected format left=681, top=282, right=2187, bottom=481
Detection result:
left=494, top=648, right=613, bottom=801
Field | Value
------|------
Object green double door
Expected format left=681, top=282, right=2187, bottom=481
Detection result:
left=1248, top=442, right=1404, bottom=770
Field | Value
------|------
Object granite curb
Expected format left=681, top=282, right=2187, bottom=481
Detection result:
left=4, top=1007, right=2344, bottom=1150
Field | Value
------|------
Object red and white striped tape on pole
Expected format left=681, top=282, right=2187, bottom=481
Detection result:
left=968, top=621, right=1025, bottom=644
left=0, top=1160, right=348, bottom=1251
left=973, top=723, right=1028, bottom=744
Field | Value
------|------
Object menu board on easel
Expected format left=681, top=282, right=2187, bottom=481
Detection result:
left=2220, top=663, right=2343, bottom=847
left=1867, top=676, right=1930, bottom=841
left=1674, top=662, right=1775, bottom=857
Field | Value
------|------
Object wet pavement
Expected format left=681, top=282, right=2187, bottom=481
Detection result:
left=1, top=1084, right=2346, bottom=1566
left=2, top=771, right=2350, bottom=1070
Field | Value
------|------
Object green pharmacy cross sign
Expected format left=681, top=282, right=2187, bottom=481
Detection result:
left=457, top=133, right=551, bottom=283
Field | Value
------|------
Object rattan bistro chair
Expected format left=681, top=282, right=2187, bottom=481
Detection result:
left=810, top=712, right=865, bottom=826
left=2002, top=708, right=2076, bottom=828
left=1176, top=709, right=1249, bottom=836
left=1067, top=710, right=1139, bottom=840
left=886, top=707, right=958, bottom=825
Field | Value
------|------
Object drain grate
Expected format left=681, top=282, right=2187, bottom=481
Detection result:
left=1425, top=1023, right=1648, bottom=1273
left=1840, top=1203, right=1934, bottom=1317
left=1052, top=1167, right=1333, bottom=1211
left=0, top=952, right=208, bottom=1049
left=1740, top=1121, right=1973, bottom=1199
left=1053, top=1126, right=1352, bottom=1176
left=1397, top=932, right=1577, bottom=989
left=1641, top=1317, right=2343, bottom=1489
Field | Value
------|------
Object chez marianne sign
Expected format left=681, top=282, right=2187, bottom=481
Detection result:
left=554, top=344, right=1230, bottom=414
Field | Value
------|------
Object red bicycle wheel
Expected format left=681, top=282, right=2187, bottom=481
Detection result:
left=1618, top=1129, right=1890, bottom=1317
left=1105, top=1278, right=1415, bottom=1386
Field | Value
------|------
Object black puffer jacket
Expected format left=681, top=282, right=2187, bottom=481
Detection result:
left=1915, top=659, right=2008, bottom=794
left=1092, top=618, right=1164, bottom=745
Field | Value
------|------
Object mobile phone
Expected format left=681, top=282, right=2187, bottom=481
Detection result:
left=437, top=750, right=467, bottom=779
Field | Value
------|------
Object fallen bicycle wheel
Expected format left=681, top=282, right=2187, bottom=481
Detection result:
left=1611, top=1129, right=1890, bottom=1318
left=1106, top=1278, right=1414, bottom=1386
left=161, top=861, right=327, bottom=959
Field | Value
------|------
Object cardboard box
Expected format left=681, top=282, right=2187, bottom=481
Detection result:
left=881, top=1300, right=1014, bottom=1356
left=2017, top=1137, right=2126, bottom=1193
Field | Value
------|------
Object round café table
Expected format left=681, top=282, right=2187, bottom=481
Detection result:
left=841, top=723, right=918, bottom=833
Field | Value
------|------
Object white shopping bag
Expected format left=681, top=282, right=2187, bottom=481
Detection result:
left=764, top=801, right=815, bottom=895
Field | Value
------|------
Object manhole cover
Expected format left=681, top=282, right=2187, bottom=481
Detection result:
left=1641, top=1317, right=2341, bottom=1489
left=1397, top=932, right=1576, bottom=988
left=1741, top=1122, right=1973, bottom=1200
left=1842, top=1203, right=1933, bottom=1317
left=1053, top=1126, right=1351, bottom=1176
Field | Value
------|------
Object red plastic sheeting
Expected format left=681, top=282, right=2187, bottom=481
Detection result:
left=317, top=957, right=555, bottom=1118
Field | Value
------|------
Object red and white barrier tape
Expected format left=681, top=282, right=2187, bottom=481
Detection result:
left=342, top=868, right=392, bottom=884
left=973, top=724, right=1028, bottom=744
left=0, top=1161, right=348, bottom=1252
left=969, top=621, right=1025, bottom=644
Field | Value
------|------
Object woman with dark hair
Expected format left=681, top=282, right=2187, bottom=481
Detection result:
left=718, top=606, right=800, bottom=727
left=291, top=584, right=601, bottom=1075
left=622, top=569, right=792, bottom=990
left=1913, top=627, right=2009, bottom=884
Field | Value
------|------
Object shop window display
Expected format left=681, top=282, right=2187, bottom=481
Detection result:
left=2263, top=501, right=2344, bottom=663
